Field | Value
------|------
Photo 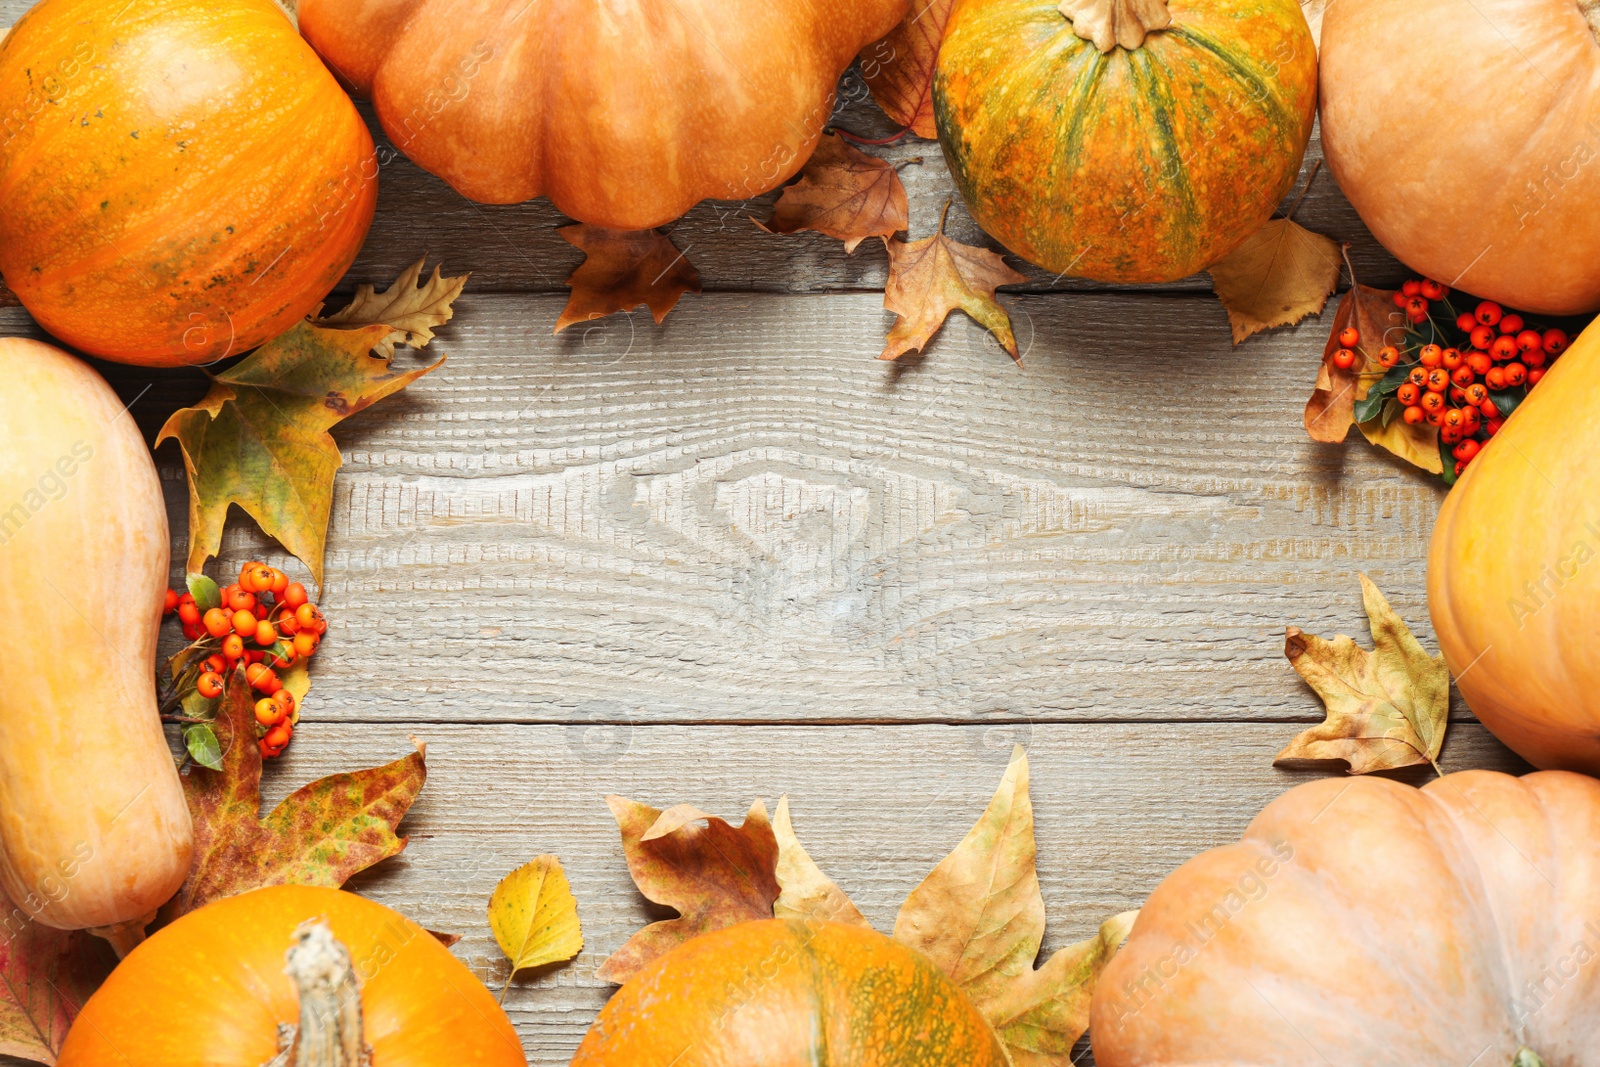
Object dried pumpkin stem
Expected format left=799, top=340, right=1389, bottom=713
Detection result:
left=1058, top=0, right=1171, bottom=52
left=1581, top=0, right=1600, bottom=44
left=89, top=913, right=154, bottom=959
left=263, top=921, right=371, bottom=1067
left=1513, top=1049, right=1547, bottom=1067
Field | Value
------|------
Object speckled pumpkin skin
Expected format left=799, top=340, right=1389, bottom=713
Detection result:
left=933, top=0, right=1318, bottom=283
left=571, top=919, right=1010, bottom=1067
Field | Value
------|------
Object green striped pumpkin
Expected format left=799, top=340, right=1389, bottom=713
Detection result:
left=933, top=0, right=1318, bottom=283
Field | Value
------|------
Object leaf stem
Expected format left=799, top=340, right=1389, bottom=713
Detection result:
left=1283, top=160, right=1323, bottom=224
left=830, top=125, right=913, bottom=147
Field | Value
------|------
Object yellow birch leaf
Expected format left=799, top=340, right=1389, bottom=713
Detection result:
left=488, top=855, right=584, bottom=1001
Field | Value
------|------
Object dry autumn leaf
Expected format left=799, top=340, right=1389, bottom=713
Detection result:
left=597, top=797, right=779, bottom=984
left=882, top=203, right=1027, bottom=362
left=159, top=668, right=428, bottom=922
left=859, top=0, right=956, bottom=138
left=756, top=134, right=910, bottom=252
left=894, top=747, right=1137, bottom=1064
left=314, top=257, right=470, bottom=359
left=0, top=900, right=115, bottom=1065
left=1209, top=217, right=1341, bottom=344
left=1305, top=280, right=1402, bottom=444
left=1275, top=574, right=1449, bottom=774
left=771, top=796, right=870, bottom=929
left=157, top=321, right=444, bottom=588
left=488, top=856, right=584, bottom=1002
left=555, top=225, right=701, bottom=334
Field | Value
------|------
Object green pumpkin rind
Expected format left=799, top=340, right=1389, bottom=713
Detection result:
left=933, top=0, right=1318, bottom=283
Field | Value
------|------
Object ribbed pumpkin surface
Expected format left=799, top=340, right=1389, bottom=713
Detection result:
left=934, top=0, right=1317, bottom=283
left=0, top=0, right=376, bottom=367
left=572, top=919, right=1010, bottom=1067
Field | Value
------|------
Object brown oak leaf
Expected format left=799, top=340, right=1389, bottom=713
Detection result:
left=1275, top=575, right=1449, bottom=775
left=1209, top=217, right=1341, bottom=344
left=756, top=134, right=909, bottom=252
left=881, top=203, right=1026, bottom=362
left=860, top=0, right=957, bottom=138
left=555, top=225, right=701, bottom=333
left=0, top=896, right=115, bottom=1065
left=597, top=797, right=779, bottom=984
left=894, top=747, right=1137, bottom=1064
left=157, top=319, right=445, bottom=588
left=314, top=257, right=469, bottom=359
left=158, top=668, right=427, bottom=922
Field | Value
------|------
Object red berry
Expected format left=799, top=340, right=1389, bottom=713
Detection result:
left=163, top=589, right=180, bottom=616
left=1470, top=325, right=1495, bottom=351
left=1402, top=279, right=1423, bottom=297
left=1528, top=367, right=1546, bottom=385
left=1421, top=279, right=1447, bottom=300
left=1486, top=417, right=1505, bottom=436
left=263, top=723, right=293, bottom=750
left=182, top=621, right=204, bottom=642
left=1504, top=362, right=1528, bottom=387
left=198, top=672, right=224, bottom=699
left=1498, top=313, right=1524, bottom=335
left=1333, top=347, right=1358, bottom=370
left=1419, top=344, right=1443, bottom=367
left=1465, top=383, right=1489, bottom=405
left=1455, top=311, right=1477, bottom=331
left=1393, top=291, right=1409, bottom=308
left=1514, top=329, right=1542, bottom=353
left=1460, top=406, right=1481, bottom=433
left=1454, top=438, right=1481, bottom=462
left=227, top=588, right=257, bottom=613
left=1402, top=405, right=1426, bottom=425
left=1490, top=336, right=1518, bottom=362
left=1485, top=367, right=1508, bottom=390
left=1405, top=296, right=1429, bottom=322
left=1440, top=347, right=1463, bottom=370
left=177, top=601, right=202, bottom=626
left=1450, top=365, right=1476, bottom=388
left=1475, top=300, right=1503, bottom=325
left=1338, top=326, right=1360, bottom=348
left=283, top=583, right=309, bottom=610
left=1479, top=398, right=1500, bottom=419
left=1377, top=345, right=1401, bottom=367
left=1440, top=424, right=1463, bottom=445
left=1543, top=328, right=1569, bottom=355
left=1466, top=351, right=1493, bottom=375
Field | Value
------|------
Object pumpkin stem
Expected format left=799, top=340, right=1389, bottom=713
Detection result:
left=263, top=920, right=372, bottom=1067
left=88, top=913, right=154, bottom=959
left=1058, top=0, right=1171, bottom=52
left=1513, top=1049, right=1548, bottom=1067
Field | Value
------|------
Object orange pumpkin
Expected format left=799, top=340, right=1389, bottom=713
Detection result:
left=0, top=0, right=377, bottom=367
left=572, top=919, right=1010, bottom=1066
left=933, top=0, right=1318, bottom=282
left=297, top=0, right=910, bottom=229
left=58, top=885, right=525, bottom=1066
left=1321, top=0, right=1600, bottom=315
left=1091, top=769, right=1600, bottom=1067
left=1429, top=317, right=1600, bottom=772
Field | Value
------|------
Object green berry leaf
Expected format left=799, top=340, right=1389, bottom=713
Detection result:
left=1439, top=433, right=1458, bottom=487
left=184, top=723, right=224, bottom=771
left=186, top=573, right=222, bottom=613
left=1490, top=388, right=1522, bottom=419
left=181, top=689, right=218, bottom=722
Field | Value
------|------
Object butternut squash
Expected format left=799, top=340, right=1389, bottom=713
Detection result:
left=0, top=339, right=193, bottom=952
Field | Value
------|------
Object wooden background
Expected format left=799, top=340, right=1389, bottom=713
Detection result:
left=0, top=13, right=1530, bottom=1062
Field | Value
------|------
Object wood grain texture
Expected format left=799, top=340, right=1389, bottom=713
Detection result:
left=21, top=288, right=1453, bottom=729
left=274, top=721, right=1523, bottom=1064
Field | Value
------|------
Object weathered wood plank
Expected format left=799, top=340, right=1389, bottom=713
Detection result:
left=261, top=721, right=1524, bottom=1064
left=6, top=287, right=1452, bottom=728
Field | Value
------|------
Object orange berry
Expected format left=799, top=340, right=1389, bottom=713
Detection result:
left=197, top=672, right=224, bottom=699
left=1443, top=408, right=1464, bottom=430
left=232, top=610, right=259, bottom=639
left=1470, top=325, right=1495, bottom=350
left=1498, top=313, right=1524, bottom=335
left=239, top=562, right=267, bottom=589
left=163, top=589, right=180, bottom=616
left=270, top=645, right=297, bottom=670
left=222, top=634, right=245, bottom=661
left=283, top=583, right=309, bottom=610
left=200, top=607, right=230, bottom=639
left=1449, top=365, right=1476, bottom=388
left=177, top=601, right=202, bottom=626
left=204, top=653, right=228, bottom=675
left=1465, top=383, right=1489, bottom=405
left=183, top=621, right=204, bottom=641
left=1479, top=398, right=1499, bottom=419
left=1377, top=345, right=1400, bottom=367
left=1528, top=367, right=1546, bottom=385
left=1460, top=406, right=1481, bottom=433
left=227, top=587, right=257, bottom=613
left=1475, top=300, right=1502, bottom=325
left=255, top=697, right=286, bottom=727
left=269, top=569, right=289, bottom=597
left=1544, top=328, right=1569, bottom=355
left=1425, top=368, right=1450, bottom=393
left=1332, top=347, right=1357, bottom=370
left=276, top=689, right=297, bottom=716
left=1407, top=367, right=1429, bottom=388
left=1421, top=279, right=1447, bottom=300
left=1504, top=362, right=1527, bottom=387
left=1420, top=391, right=1446, bottom=413
left=263, top=723, right=292, bottom=750
left=1419, top=344, right=1443, bottom=367
left=295, top=604, right=324, bottom=630
left=1485, top=366, right=1508, bottom=390
left=1402, top=405, right=1426, bottom=425
left=1338, top=326, right=1360, bottom=348
left=293, top=632, right=319, bottom=658
left=254, top=620, right=279, bottom=647
left=1396, top=382, right=1421, bottom=406
left=1466, top=350, right=1492, bottom=375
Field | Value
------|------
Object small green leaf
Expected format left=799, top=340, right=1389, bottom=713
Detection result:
left=1439, top=433, right=1458, bottom=487
left=184, top=724, right=224, bottom=771
left=1490, top=388, right=1522, bottom=418
left=186, top=573, right=221, bottom=613
left=182, top=689, right=218, bottom=721
left=1381, top=397, right=1400, bottom=428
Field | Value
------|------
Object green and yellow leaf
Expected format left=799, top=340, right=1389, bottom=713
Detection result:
left=314, top=257, right=469, bottom=359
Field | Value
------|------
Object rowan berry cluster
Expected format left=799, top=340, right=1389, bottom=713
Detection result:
left=161, top=561, right=328, bottom=758
left=1335, top=278, right=1570, bottom=480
